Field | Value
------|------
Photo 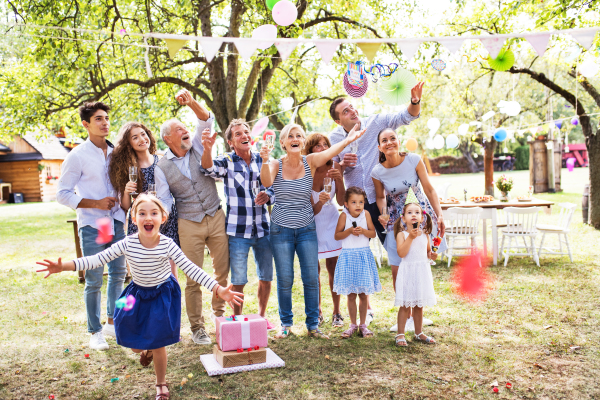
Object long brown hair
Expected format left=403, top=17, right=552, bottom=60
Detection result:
left=303, top=133, right=333, bottom=167
left=109, top=121, right=157, bottom=196
left=393, top=202, right=433, bottom=238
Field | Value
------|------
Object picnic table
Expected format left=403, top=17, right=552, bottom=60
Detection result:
left=440, top=198, right=554, bottom=266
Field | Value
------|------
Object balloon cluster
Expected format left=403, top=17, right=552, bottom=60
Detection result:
left=497, top=100, right=521, bottom=117
left=268, top=0, right=297, bottom=26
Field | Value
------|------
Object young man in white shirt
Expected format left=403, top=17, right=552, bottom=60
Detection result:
left=57, top=102, right=127, bottom=351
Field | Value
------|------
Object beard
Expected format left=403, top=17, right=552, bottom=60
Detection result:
left=179, top=141, right=192, bottom=151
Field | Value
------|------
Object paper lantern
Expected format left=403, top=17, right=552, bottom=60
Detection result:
left=446, top=134, right=459, bottom=149
left=431, top=59, right=446, bottom=71
left=458, top=124, right=469, bottom=135
left=571, top=116, right=579, bottom=125
left=343, top=72, right=369, bottom=98
left=554, top=120, right=563, bottom=129
left=493, top=128, right=508, bottom=142
left=405, top=137, right=418, bottom=151
left=579, top=60, right=599, bottom=78
left=377, top=68, right=417, bottom=106
left=251, top=117, right=269, bottom=136
left=433, top=134, right=445, bottom=150
left=427, top=118, right=441, bottom=133
left=488, top=49, right=515, bottom=72
left=272, top=0, right=297, bottom=27
left=252, top=25, right=277, bottom=50
left=266, top=0, right=281, bottom=10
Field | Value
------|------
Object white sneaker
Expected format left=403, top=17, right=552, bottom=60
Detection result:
left=405, top=317, right=415, bottom=332
left=423, top=317, right=433, bottom=326
left=102, top=323, right=116, bottom=338
left=389, top=324, right=398, bottom=332
left=365, top=309, right=375, bottom=326
left=191, top=328, right=212, bottom=345
left=89, top=332, right=109, bottom=350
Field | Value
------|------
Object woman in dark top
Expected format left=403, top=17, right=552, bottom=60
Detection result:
left=109, top=122, right=180, bottom=277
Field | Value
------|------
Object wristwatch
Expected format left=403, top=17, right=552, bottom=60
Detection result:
left=410, top=97, right=421, bottom=105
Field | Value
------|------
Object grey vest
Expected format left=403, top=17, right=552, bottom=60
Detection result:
left=156, top=148, right=221, bottom=223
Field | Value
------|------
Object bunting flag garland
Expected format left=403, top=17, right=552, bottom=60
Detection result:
left=398, top=40, right=421, bottom=61
left=314, top=40, right=341, bottom=65
left=571, top=29, right=598, bottom=49
left=233, top=38, right=258, bottom=60
left=525, top=33, right=551, bottom=57
left=274, top=41, right=297, bottom=61
left=480, top=36, right=506, bottom=59
left=199, top=38, right=223, bottom=62
left=438, top=38, right=464, bottom=54
left=164, top=39, right=188, bottom=59
left=357, top=42, right=382, bottom=62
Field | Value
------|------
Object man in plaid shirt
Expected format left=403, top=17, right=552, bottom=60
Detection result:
left=200, top=119, right=275, bottom=330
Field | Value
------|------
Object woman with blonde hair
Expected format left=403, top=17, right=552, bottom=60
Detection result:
left=109, top=121, right=180, bottom=252
left=260, top=123, right=364, bottom=339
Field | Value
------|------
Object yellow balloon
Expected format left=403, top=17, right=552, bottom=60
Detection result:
left=405, top=137, right=418, bottom=151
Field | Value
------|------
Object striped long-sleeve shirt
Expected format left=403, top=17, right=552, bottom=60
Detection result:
left=73, top=234, right=218, bottom=289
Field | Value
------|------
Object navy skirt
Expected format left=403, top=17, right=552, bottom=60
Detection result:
left=114, top=275, right=181, bottom=350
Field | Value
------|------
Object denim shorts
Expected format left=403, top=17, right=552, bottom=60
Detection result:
left=228, top=234, right=273, bottom=285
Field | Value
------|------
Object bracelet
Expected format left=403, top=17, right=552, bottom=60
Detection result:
left=215, top=284, right=220, bottom=298
left=410, top=98, right=421, bottom=105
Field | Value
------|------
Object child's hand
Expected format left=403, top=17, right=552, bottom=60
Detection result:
left=36, top=258, right=64, bottom=278
left=218, top=284, right=244, bottom=307
left=408, top=226, right=420, bottom=240
left=430, top=252, right=438, bottom=261
left=352, top=226, right=363, bottom=236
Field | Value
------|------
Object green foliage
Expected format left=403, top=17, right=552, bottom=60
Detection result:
left=514, top=145, right=530, bottom=170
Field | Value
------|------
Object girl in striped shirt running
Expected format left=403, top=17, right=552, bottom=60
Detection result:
left=37, top=194, right=243, bottom=400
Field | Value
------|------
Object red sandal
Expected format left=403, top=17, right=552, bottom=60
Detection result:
left=140, top=350, right=153, bottom=367
left=155, top=383, right=169, bottom=399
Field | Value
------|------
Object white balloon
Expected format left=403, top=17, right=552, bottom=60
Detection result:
left=279, top=97, right=294, bottom=110
left=426, top=138, right=435, bottom=149
left=482, top=111, right=496, bottom=121
left=446, top=134, right=459, bottom=149
left=470, top=121, right=482, bottom=127
left=433, top=134, right=445, bottom=150
left=252, top=24, right=277, bottom=50
left=427, top=118, right=441, bottom=132
left=505, top=101, right=521, bottom=116
left=579, top=60, right=599, bottom=78
left=458, top=123, right=470, bottom=135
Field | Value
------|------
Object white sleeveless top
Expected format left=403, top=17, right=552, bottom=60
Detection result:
left=341, top=209, right=370, bottom=249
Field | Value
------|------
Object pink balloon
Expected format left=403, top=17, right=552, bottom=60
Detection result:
left=272, top=0, right=297, bottom=27
left=252, top=24, right=277, bottom=50
left=252, top=117, right=269, bottom=136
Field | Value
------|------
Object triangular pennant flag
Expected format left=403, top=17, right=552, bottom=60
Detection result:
left=199, top=38, right=223, bottom=62
left=529, top=127, right=538, bottom=135
left=314, top=40, right=340, bottom=65
left=233, top=39, right=259, bottom=60
left=357, top=42, right=382, bottom=62
left=480, top=37, right=506, bottom=59
left=274, top=41, right=297, bottom=61
left=404, top=187, right=419, bottom=206
left=164, top=39, right=188, bottom=59
left=571, top=28, right=598, bottom=50
left=438, top=38, right=464, bottom=54
left=526, top=33, right=551, bottom=57
left=398, top=40, right=421, bottom=61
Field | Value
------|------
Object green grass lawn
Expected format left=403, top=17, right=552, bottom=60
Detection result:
left=1, top=171, right=600, bottom=399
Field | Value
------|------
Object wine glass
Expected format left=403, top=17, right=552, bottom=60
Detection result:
left=128, top=166, right=138, bottom=195
left=251, top=181, right=261, bottom=207
left=323, top=177, right=333, bottom=207
left=147, top=183, right=156, bottom=197
left=348, top=141, right=358, bottom=154
left=263, top=136, right=275, bottom=165
left=380, top=205, right=390, bottom=234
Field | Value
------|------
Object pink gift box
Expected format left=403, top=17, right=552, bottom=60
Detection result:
left=215, top=314, right=268, bottom=352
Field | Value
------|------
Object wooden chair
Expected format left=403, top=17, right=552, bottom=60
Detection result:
left=500, top=207, right=540, bottom=267
left=443, top=207, right=483, bottom=268
left=537, top=203, right=576, bottom=262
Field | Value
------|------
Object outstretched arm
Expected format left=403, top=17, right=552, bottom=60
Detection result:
left=176, top=89, right=210, bottom=121
left=307, top=124, right=366, bottom=170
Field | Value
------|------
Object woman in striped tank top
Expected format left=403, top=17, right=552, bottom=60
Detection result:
left=260, top=123, right=365, bottom=339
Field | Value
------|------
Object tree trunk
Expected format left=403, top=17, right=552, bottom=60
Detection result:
left=457, top=141, right=479, bottom=172
left=585, top=120, right=600, bottom=228
left=484, top=139, right=497, bottom=195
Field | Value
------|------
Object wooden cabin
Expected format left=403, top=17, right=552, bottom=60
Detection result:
left=0, top=134, right=72, bottom=202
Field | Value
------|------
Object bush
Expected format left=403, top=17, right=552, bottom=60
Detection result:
left=514, top=145, right=529, bottom=170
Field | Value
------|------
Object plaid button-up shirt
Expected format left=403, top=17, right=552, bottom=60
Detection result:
left=201, top=151, right=274, bottom=239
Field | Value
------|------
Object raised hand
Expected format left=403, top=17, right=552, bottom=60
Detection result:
left=201, top=128, right=215, bottom=150
left=326, top=167, right=342, bottom=180
left=124, top=181, right=137, bottom=196
left=259, top=143, right=272, bottom=162
left=410, top=81, right=425, bottom=101
left=36, top=258, right=64, bottom=278
left=341, top=153, right=358, bottom=168
left=218, top=284, right=245, bottom=306
left=175, top=89, right=193, bottom=106
left=346, top=123, right=366, bottom=144
left=408, top=226, right=420, bottom=240
left=318, top=191, right=330, bottom=205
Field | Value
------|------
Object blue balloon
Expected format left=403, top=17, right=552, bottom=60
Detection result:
left=554, top=120, right=563, bottom=129
left=493, top=128, right=507, bottom=142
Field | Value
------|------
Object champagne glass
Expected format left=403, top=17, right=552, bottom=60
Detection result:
left=348, top=141, right=358, bottom=154
left=380, top=205, right=390, bottom=234
left=251, top=181, right=261, bottom=207
left=148, top=183, right=156, bottom=197
left=265, top=134, right=275, bottom=150
left=323, top=177, right=333, bottom=206
left=128, top=166, right=138, bottom=195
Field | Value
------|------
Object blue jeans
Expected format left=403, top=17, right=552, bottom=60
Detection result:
left=79, top=220, right=127, bottom=333
left=269, top=221, right=319, bottom=331
left=228, top=235, right=273, bottom=285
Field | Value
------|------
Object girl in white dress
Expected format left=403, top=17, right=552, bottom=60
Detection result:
left=304, top=133, right=345, bottom=327
left=393, top=200, right=437, bottom=347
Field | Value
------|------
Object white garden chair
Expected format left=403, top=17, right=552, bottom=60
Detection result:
left=537, top=203, right=576, bottom=262
left=370, top=237, right=384, bottom=268
left=435, top=183, right=451, bottom=201
left=500, top=207, right=540, bottom=267
left=443, top=207, right=483, bottom=268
